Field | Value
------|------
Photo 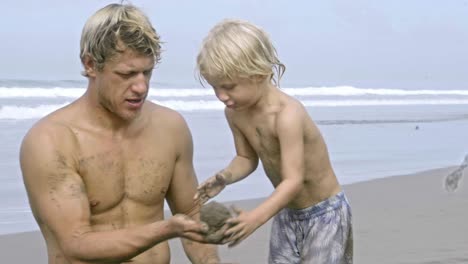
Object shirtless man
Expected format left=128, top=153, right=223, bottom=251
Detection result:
left=19, top=3, right=219, bottom=264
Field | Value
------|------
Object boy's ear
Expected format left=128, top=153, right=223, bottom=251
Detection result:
left=82, top=55, right=97, bottom=77
left=252, top=75, right=268, bottom=83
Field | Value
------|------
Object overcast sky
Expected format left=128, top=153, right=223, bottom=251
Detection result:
left=1, top=0, right=467, bottom=89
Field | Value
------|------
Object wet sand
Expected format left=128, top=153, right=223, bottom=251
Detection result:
left=2, top=167, right=467, bottom=263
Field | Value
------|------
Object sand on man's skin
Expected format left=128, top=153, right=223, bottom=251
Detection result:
left=1, top=167, right=467, bottom=263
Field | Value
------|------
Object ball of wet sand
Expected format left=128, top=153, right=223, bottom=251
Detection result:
left=200, top=201, right=232, bottom=242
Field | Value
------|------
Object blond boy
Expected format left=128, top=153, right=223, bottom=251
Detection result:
left=194, top=19, right=353, bottom=264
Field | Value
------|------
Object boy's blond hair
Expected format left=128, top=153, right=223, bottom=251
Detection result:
left=80, top=3, right=161, bottom=77
left=197, top=19, right=285, bottom=85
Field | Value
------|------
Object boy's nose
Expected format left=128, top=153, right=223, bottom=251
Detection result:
left=215, top=90, right=229, bottom=102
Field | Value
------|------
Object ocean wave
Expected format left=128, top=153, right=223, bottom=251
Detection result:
left=2, top=99, right=468, bottom=120
left=284, top=86, right=468, bottom=96
left=300, top=99, right=468, bottom=106
left=2, top=86, right=468, bottom=98
left=0, top=103, right=69, bottom=119
left=0, top=87, right=214, bottom=98
left=317, top=116, right=468, bottom=125
left=0, top=87, right=86, bottom=98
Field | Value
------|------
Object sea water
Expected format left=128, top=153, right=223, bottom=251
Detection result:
left=1, top=79, right=467, bottom=235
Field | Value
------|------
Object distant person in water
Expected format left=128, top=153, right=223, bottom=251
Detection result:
left=445, top=154, right=468, bottom=192
left=19, top=3, right=220, bottom=264
left=194, top=19, right=353, bottom=264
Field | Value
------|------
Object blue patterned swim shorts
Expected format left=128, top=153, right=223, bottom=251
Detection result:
left=269, top=191, right=353, bottom=264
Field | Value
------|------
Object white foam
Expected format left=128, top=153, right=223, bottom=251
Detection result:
left=300, top=99, right=468, bottom=107
left=2, top=99, right=468, bottom=120
left=0, top=87, right=85, bottom=98
left=283, top=86, right=468, bottom=96
left=2, top=86, right=468, bottom=98
left=0, top=103, right=69, bottom=119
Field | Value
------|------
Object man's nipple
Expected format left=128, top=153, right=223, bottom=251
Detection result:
left=90, top=199, right=100, bottom=207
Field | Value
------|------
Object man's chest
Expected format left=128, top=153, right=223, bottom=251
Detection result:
left=75, top=135, right=176, bottom=212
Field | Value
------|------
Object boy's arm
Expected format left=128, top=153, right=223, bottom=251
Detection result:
left=225, top=105, right=305, bottom=246
left=195, top=110, right=258, bottom=204
left=166, top=114, right=220, bottom=263
left=250, top=104, right=305, bottom=222
left=20, top=123, right=207, bottom=263
left=220, top=108, right=259, bottom=183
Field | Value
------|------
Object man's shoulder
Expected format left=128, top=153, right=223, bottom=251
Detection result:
left=146, top=102, right=186, bottom=124
left=24, top=112, right=75, bottom=145
left=20, top=117, right=77, bottom=172
left=29, top=100, right=75, bottom=129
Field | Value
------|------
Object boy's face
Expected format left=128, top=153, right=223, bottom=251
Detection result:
left=207, top=76, right=266, bottom=111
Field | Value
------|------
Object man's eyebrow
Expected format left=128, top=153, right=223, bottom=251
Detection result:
left=116, top=66, right=155, bottom=73
left=115, top=70, right=135, bottom=74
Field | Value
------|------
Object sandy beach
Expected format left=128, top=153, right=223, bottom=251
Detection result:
left=1, top=166, right=467, bottom=263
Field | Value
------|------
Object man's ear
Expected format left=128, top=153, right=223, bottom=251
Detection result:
left=82, top=55, right=97, bottom=77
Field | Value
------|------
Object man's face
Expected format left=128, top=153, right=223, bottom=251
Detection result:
left=91, top=49, right=155, bottom=121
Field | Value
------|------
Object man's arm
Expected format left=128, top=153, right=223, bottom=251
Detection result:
left=20, top=122, right=207, bottom=263
left=165, top=113, right=220, bottom=264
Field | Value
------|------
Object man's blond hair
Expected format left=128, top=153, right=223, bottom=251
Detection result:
left=197, top=19, right=285, bottom=85
left=80, top=3, right=161, bottom=76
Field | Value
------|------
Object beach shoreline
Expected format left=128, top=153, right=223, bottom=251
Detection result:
left=1, top=166, right=467, bottom=263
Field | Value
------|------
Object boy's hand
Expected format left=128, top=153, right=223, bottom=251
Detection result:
left=194, top=173, right=227, bottom=204
left=222, top=206, right=261, bottom=247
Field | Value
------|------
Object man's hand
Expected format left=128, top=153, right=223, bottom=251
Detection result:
left=169, top=214, right=209, bottom=242
left=194, top=172, right=227, bottom=204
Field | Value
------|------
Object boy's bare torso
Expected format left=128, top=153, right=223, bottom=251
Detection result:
left=39, top=102, right=178, bottom=263
left=228, top=91, right=341, bottom=209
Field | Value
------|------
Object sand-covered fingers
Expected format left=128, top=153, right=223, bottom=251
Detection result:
left=200, top=201, right=233, bottom=244
left=204, top=224, right=230, bottom=244
left=169, top=214, right=209, bottom=242
left=194, top=173, right=227, bottom=204
left=223, top=206, right=261, bottom=247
